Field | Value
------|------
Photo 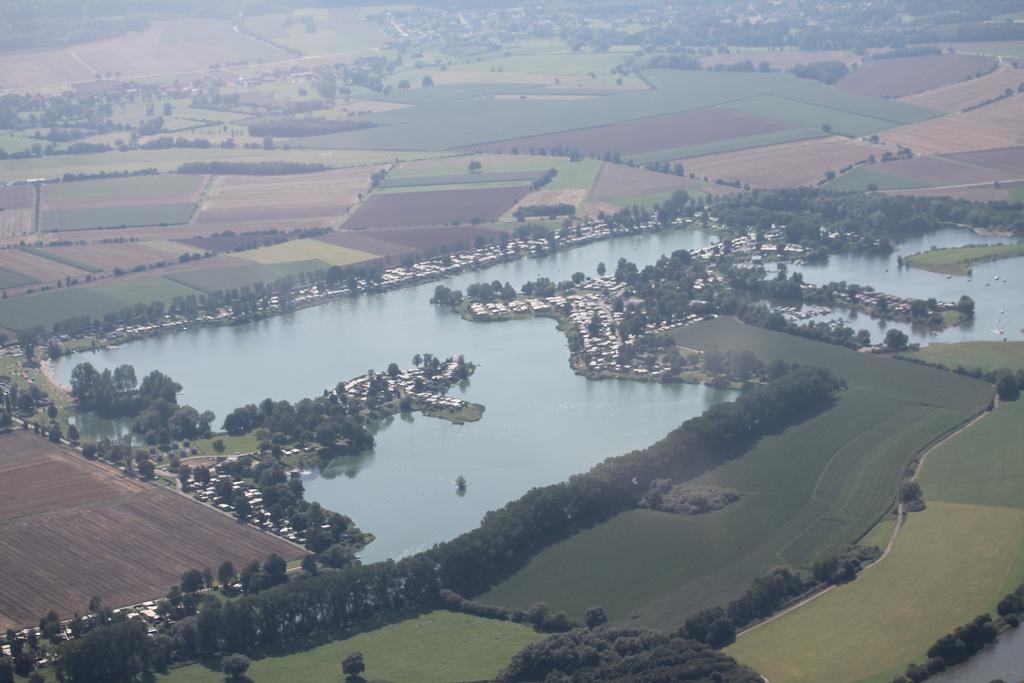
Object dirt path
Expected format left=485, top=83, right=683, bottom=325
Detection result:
left=738, top=398, right=999, bottom=638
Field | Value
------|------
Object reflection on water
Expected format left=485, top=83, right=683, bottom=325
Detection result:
left=52, top=225, right=1019, bottom=559
left=794, top=227, right=1023, bottom=344
left=933, top=625, right=1024, bottom=683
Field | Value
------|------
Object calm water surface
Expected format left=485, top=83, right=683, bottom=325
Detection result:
left=54, top=225, right=1022, bottom=559
left=56, top=228, right=732, bottom=560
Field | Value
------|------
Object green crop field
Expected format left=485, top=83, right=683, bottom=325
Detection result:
left=478, top=319, right=992, bottom=631
left=20, top=246, right=102, bottom=273
left=824, top=164, right=924, bottom=191
left=0, top=276, right=200, bottom=331
left=903, top=242, right=1024, bottom=275
left=41, top=203, right=197, bottom=232
left=166, top=261, right=329, bottom=294
left=631, top=127, right=824, bottom=164
left=44, top=174, right=204, bottom=203
left=728, top=398, right=1024, bottom=683
left=236, top=239, right=378, bottom=266
left=900, top=341, right=1024, bottom=372
left=725, top=95, right=902, bottom=137
left=160, top=611, right=542, bottom=683
left=781, top=80, right=940, bottom=124
left=0, top=148, right=419, bottom=183
left=0, top=265, right=38, bottom=289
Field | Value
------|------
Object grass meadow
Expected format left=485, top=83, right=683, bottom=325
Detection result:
left=160, top=611, right=542, bottom=683
left=728, top=396, right=1024, bottom=683
left=903, top=242, right=1024, bottom=275
left=900, top=341, right=1024, bottom=372
left=478, top=319, right=992, bottom=631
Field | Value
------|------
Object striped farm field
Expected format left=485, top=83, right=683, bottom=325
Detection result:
left=728, top=397, right=1024, bottom=683
left=479, top=319, right=992, bottom=631
left=0, top=430, right=301, bottom=630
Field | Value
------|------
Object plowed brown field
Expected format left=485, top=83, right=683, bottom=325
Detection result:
left=0, top=431, right=301, bottom=630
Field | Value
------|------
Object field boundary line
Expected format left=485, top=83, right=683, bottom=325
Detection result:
left=738, top=399, right=997, bottom=639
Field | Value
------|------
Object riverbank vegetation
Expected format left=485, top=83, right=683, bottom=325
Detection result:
left=480, top=319, right=991, bottom=629
left=903, top=242, right=1024, bottom=276
left=37, top=364, right=843, bottom=683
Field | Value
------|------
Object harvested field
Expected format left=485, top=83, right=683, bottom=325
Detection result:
left=234, top=238, right=377, bottom=266
left=456, top=107, right=798, bottom=157
left=830, top=155, right=1022, bottom=191
left=38, top=241, right=190, bottom=272
left=837, top=54, right=996, bottom=99
left=175, top=233, right=294, bottom=253
left=0, top=209, right=33, bottom=239
left=503, top=189, right=587, bottom=220
left=881, top=95, right=1024, bottom=155
left=941, top=146, right=1024, bottom=175
left=0, top=248, right=91, bottom=283
left=902, top=62, right=1024, bottom=112
left=194, top=168, right=378, bottom=226
left=0, top=431, right=300, bottom=630
left=344, top=186, right=530, bottom=229
left=0, top=184, right=35, bottom=237
left=589, top=162, right=706, bottom=202
left=683, top=136, right=877, bottom=188
left=886, top=181, right=1024, bottom=201
left=316, top=231, right=415, bottom=257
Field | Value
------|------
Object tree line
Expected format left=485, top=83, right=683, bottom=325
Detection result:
left=37, top=367, right=841, bottom=681
left=176, top=161, right=329, bottom=175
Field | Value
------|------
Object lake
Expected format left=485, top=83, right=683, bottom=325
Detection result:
left=55, top=227, right=733, bottom=560
left=54, top=224, right=1022, bottom=559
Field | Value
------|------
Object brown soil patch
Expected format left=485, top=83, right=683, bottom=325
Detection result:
left=837, top=54, right=996, bottom=99
left=0, top=249, right=91, bottom=282
left=0, top=430, right=301, bottom=630
left=881, top=95, right=1024, bottom=155
left=457, top=107, right=797, bottom=156
left=344, top=186, right=530, bottom=229
left=589, top=163, right=698, bottom=202
left=902, top=62, right=1024, bottom=112
left=194, top=168, right=378, bottom=226
left=683, top=136, right=877, bottom=188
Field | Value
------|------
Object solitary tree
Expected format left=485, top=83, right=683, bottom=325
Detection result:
left=342, top=651, right=365, bottom=681
left=468, top=159, right=482, bottom=173
left=884, top=328, right=909, bottom=352
left=421, top=75, right=434, bottom=88
left=596, top=262, right=606, bottom=276
left=584, top=606, right=608, bottom=629
left=221, top=653, right=250, bottom=680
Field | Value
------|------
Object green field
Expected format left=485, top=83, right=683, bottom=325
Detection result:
left=41, top=203, right=196, bottom=232
left=728, top=398, right=1024, bottom=683
left=0, top=265, right=38, bottom=288
left=903, top=242, right=1024, bottom=275
left=725, top=95, right=904, bottom=138
left=0, top=276, right=202, bottom=331
left=478, top=318, right=992, bottom=630
left=900, top=341, right=1024, bottom=372
left=0, top=148, right=423, bottom=184
left=20, top=246, right=102, bottom=273
left=631, top=127, right=825, bottom=164
left=160, top=611, right=542, bottom=683
left=165, top=261, right=329, bottom=294
left=44, top=174, right=204, bottom=203
left=824, top=164, right=925, bottom=191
